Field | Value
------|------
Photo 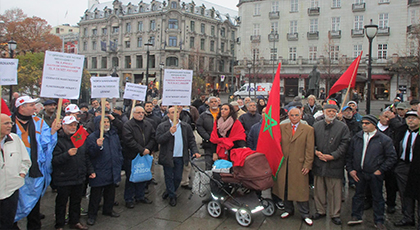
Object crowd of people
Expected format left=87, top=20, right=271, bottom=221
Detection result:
left=1, top=91, right=420, bottom=230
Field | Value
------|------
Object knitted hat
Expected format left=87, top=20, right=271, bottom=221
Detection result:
left=323, top=104, right=339, bottom=111
left=362, top=114, right=378, bottom=125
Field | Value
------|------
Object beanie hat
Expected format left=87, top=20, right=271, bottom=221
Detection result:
left=323, top=104, right=339, bottom=111
left=362, top=114, right=378, bottom=125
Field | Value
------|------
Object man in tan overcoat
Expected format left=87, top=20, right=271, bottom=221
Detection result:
left=273, top=107, right=314, bottom=226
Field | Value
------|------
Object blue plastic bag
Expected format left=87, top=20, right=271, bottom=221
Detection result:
left=129, top=154, right=153, bottom=183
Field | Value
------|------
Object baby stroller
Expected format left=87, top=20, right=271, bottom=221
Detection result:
left=191, top=152, right=276, bottom=227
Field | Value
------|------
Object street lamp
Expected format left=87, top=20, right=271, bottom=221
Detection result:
left=144, top=41, right=153, bottom=93
left=268, top=29, right=279, bottom=82
left=159, top=62, right=164, bottom=98
left=8, top=39, right=17, bottom=106
left=364, top=19, right=378, bottom=114
left=247, top=62, right=252, bottom=97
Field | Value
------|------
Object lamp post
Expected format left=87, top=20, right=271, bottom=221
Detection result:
left=144, top=41, right=153, bottom=90
left=269, top=29, right=279, bottom=82
left=247, top=62, right=252, bottom=98
left=8, top=40, right=17, bottom=106
left=252, top=49, right=256, bottom=99
left=159, top=62, right=164, bottom=98
left=364, top=20, right=378, bottom=114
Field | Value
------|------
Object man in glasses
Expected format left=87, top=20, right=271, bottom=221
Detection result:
left=346, top=115, right=397, bottom=229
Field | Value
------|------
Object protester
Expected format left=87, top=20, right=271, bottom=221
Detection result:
left=52, top=116, right=94, bottom=230
left=237, top=99, right=246, bottom=112
left=10, top=92, right=20, bottom=113
left=274, top=108, right=314, bottom=226
left=192, top=94, right=207, bottom=110
left=0, top=114, right=31, bottom=229
left=230, top=101, right=245, bottom=118
left=303, top=95, right=322, bottom=117
left=346, top=115, right=397, bottom=229
left=247, top=107, right=265, bottom=151
left=156, top=107, right=200, bottom=206
left=65, top=104, right=82, bottom=121
left=12, top=96, right=60, bottom=229
left=34, top=103, right=44, bottom=116
left=238, top=101, right=262, bottom=137
left=257, top=98, right=266, bottom=114
left=78, top=103, right=93, bottom=127
left=37, top=100, right=57, bottom=127
left=395, top=102, right=410, bottom=124
left=86, top=116, right=123, bottom=225
left=88, top=99, right=100, bottom=115
left=112, top=106, right=129, bottom=123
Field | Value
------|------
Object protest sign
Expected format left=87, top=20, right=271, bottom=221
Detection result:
left=90, top=76, right=120, bottom=98
left=123, top=83, right=147, bottom=101
left=161, top=69, right=193, bottom=106
left=0, top=59, right=18, bottom=85
left=40, top=51, right=84, bottom=99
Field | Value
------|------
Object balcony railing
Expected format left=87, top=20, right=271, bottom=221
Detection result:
left=352, top=3, right=365, bottom=12
left=308, top=7, right=320, bottom=16
left=351, top=28, right=364, bottom=37
left=307, top=31, right=319, bottom=40
left=409, top=0, right=420, bottom=6
left=269, top=11, right=280, bottom=19
left=377, top=27, right=390, bottom=36
left=250, top=35, right=261, bottom=43
left=268, top=33, right=279, bottom=42
left=329, top=30, right=341, bottom=38
left=287, top=33, right=298, bottom=41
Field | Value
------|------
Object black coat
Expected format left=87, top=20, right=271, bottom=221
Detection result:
left=52, top=130, right=94, bottom=186
left=405, top=132, right=420, bottom=200
left=346, top=130, right=397, bottom=174
left=196, top=110, right=216, bottom=151
left=343, top=116, right=362, bottom=137
left=122, top=119, right=156, bottom=160
left=238, top=112, right=262, bottom=136
left=156, top=120, right=199, bottom=167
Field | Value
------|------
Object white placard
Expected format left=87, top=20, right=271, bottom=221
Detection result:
left=123, top=83, right=147, bottom=101
left=0, top=59, right=18, bottom=85
left=90, top=76, right=120, bottom=98
left=40, top=51, right=84, bottom=99
left=161, top=69, right=193, bottom=106
left=220, top=75, right=225, bottom=82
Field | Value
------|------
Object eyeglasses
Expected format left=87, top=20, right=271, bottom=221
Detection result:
left=2, top=122, right=15, bottom=126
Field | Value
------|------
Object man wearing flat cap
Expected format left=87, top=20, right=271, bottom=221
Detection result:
left=312, top=103, right=351, bottom=225
left=393, top=111, right=420, bottom=227
left=37, top=100, right=58, bottom=127
left=396, top=102, right=410, bottom=124
left=346, top=115, right=397, bottom=228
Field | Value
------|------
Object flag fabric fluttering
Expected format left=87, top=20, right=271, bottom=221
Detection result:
left=327, top=52, right=363, bottom=98
left=71, top=126, right=89, bottom=148
left=101, top=41, right=107, bottom=52
left=256, top=63, right=284, bottom=179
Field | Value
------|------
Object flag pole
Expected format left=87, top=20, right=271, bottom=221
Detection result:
left=129, top=100, right=136, bottom=119
left=340, top=54, right=362, bottom=112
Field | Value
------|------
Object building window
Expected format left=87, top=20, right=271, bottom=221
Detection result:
left=219, top=60, right=225, bottom=72
left=309, top=19, right=318, bottom=33
left=125, top=56, right=131, bottom=68
left=138, top=21, right=143, bottom=31
left=272, top=1, right=279, bottom=12
left=309, top=46, right=317, bottom=60
left=92, top=57, right=97, bottom=69
left=190, top=21, right=195, bottom=32
left=201, top=8, right=205, bottom=15
left=136, top=55, right=143, bottom=68
left=253, top=24, right=260, bottom=35
left=149, top=36, right=155, bottom=46
left=149, top=55, right=156, bottom=68
left=289, top=47, right=297, bottom=60
left=254, top=3, right=261, bottom=15
left=221, top=42, right=225, bottom=52
left=330, top=45, right=339, bottom=60
left=138, top=37, right=145, bottom=47
left=310, top=0, right=319, bottom=8
left=102, top=28, right=107, bottom=35
left=211, top=26, right=215, bottom=36
left=92, top=41, right=97, bottom=50
left=139, top=6, right=145, bottom=12
left=83, top=28, right=87, bottom=36
left=126, top=23, right=131, bottom=33
left=332, top=0, right=341, bottom=7
left=92, top=29, right=97, bottom=35
left=200, top=39, right=205, bottom=50
left=171, top=1, right=177, bottom=8
left=83, top=42, right=87, bottom=51
left=354, top=15, right=364, bottom=30
left=378, top=44, right=387, bottom=59
left=169, top=36, right=177, bottom=47
left=209, top=57, right=214, bottom=71
left=104, top=11, right=109, bottom=17
left=101, top=57, right=107, bottom=69
left=332, top=17, right=340, bottom=31
left=201, top=23, right=205, bottom=33
left=231, top=31, right=235, bottom=40
left=291, top=0, right=298, bottom=12
left=125, top=40, right=130, bottom=48
left=169, top=19, right=178, bottom=29
left=190, top=37, right=195, bottom=48
left=379, top=13, right=389, bottom=28
left=112, top=26, right=119, bottom=33
left=221, top=27, right=226, bottom=37
left=127, top=8, right=133, bottom=14
left=150, top=20, right=156, bottom=30
left=290, top=20, right=298, bottom=33
left=271, top=22, right=279, bottom=33
left=353, top=44, right=362, bottom=58
left=112, top=57, right=119, bottom=67
left=166, top=57, right=178, bottom=66
left=151, top=4, right=157, bottom=11
left=210, top=40, right=215, bottom=51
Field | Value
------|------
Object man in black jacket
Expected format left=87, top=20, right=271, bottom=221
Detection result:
left=238, top=101, right=262, bottom=138
left=346, top=115, right=397, bottom=229
left=122, top=106, right=156, bottom=208
left=156, top=107, right=200, bottom=206
left=52, top=116, right=95, bottom=230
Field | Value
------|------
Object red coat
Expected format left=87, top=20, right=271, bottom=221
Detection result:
left=210, top=119, right=246, bottom=160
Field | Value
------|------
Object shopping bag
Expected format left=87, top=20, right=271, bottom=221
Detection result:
left=129, top=154, right=153, bottom=183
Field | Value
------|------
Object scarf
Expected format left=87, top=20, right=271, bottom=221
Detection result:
left=210, top=120, right=246, bottom=160
left=217, top=116, right=234, bottom=137
left=12, top=112, right=42, bottom=178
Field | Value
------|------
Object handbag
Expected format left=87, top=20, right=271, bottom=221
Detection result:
left=129, top=154, right=153, bottom=183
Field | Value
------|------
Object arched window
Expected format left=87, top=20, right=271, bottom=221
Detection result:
left=166, top=57, right=179, bottom=66
left=171, top=1, right=177, bottom=9
left=152, top=4, right=157, bottom=11
left=139, top=6, right=145, bottom=12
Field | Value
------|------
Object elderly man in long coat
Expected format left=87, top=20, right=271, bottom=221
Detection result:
left=273, top=107, right=314, bottom=226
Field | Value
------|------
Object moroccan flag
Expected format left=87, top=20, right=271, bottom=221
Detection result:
left=256, top=63, right=283, bottom=179
left=328, top=52, right=363, bottom=98
left=71, top=126, right=89, bottom=148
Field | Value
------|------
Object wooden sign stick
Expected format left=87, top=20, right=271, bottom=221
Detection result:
left=130, top=99, right=136, bottom=119
left=173, top=105, right=178, bottom=126
left=55, top=98, right=63, bottom=124
left=100, top=98, right=106, bottom=138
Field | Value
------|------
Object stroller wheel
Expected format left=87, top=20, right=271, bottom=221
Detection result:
left=207, top=200, right=223, bottom=218
left=261, top=199, right=276, bottom=217
left=235, top=208, right=253, bottom=227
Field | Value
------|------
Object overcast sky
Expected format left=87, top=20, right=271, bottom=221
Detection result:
left=0, top=0, right=238, bottom=27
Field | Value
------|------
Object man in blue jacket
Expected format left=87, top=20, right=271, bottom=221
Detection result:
left=346, top=114, right=397, bottom=229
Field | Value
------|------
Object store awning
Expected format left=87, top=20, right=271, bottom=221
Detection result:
left=372, top=74, right=391, bottom=80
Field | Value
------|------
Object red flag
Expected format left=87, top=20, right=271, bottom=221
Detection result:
left=328, top=52, right=363, bottom=98
left=71, top=126, right=89, bottom=148
left=1, top=98, right=11, bottom=116
left=256, top=63, right=283, bottom=179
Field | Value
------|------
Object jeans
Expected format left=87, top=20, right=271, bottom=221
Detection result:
left=124, top=159, right=146, bottom=203
left=351, top=171, right=385, bottom=224
left=163, top=157, right=184, bottom=198
left=55, top=184, right=84, bottom=228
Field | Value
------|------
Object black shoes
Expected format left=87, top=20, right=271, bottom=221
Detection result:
left=331, top=217, right=342, bottom=225
left=394, top=219, right=415, bottom=227
left=125, top=202, right=135, bottom=209
left=162, top=191, right=169, bottom=200
left=103, top=211, right=120, bottom=217
left=386, top=206, right=396, bottom=214
left=181, top=184, right=192, bottom=190
left=312, top=213, right=326, bottom=220
left=87, top=218, right=95, bottom=226
left=169, top=197, right=177, bottom=207
left=136, top=197, right=153, bottom=204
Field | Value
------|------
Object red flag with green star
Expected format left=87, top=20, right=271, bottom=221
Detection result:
left=71, top=126, right=89, bottom=148
left=256, top=63, right=283, bottom=179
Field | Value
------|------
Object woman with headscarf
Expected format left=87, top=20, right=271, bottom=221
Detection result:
left=257, top=98, right=267, bottom=115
